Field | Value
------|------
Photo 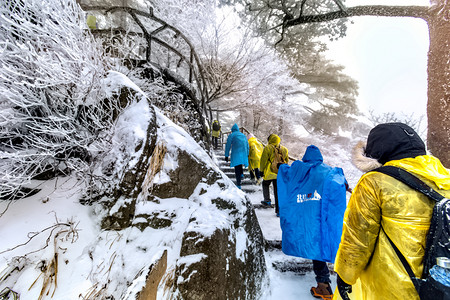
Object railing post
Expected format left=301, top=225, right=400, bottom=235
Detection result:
left=189, top=51, right=193, bottom=83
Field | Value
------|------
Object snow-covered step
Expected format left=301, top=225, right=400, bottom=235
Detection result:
left=271, top=259, right=313, bottom=274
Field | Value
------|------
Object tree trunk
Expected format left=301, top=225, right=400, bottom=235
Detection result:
left=427, top=0, right=450, bottom=167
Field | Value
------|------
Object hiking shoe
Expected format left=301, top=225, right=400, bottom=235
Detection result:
left=260, top=200, right=272, bottom=207
left=310, top=282, right=333, bottom=300
left=237, top=185, right=242, bottom=190
left=276, top=212, right=280, bottom=217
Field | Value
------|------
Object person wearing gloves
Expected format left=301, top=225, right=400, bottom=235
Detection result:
left=334, top=122, right=450, bottom=300
left=247, top=134, right=264, bottom=184
left=224, top=123, right=249, bottom=189
left=259, top=133, right=288, bottom=216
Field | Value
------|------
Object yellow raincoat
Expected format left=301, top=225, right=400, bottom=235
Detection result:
left=259, top=134, right=288, bottom=181
left=86, top=15, right=97, bottom=30
left=334, top=155, right=450, bottom=300
left=248, top=137, right=263, bottom=171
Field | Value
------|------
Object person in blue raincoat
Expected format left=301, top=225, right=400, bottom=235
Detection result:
left=224, top=124, right=249, bottom=189
left=277, top=145, right=350, bottom=300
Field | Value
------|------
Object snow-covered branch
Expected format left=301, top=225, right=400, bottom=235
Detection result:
left=0, top=0, right=112, bottom=199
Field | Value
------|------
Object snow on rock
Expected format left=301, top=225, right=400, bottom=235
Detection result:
left=0, top=76, right=268, bottom=299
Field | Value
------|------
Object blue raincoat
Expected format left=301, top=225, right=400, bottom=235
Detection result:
left=224, top=124, right=249, bottom=168
left=277, top=145, right=347, bottom=262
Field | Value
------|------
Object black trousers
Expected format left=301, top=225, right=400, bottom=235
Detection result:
left=234, top=164, right=243, bottom=186
left=212, top=136, right=219, bottom=149
left=262, top=179, right=278, bottom=213
left=313, top=260, right=331, bottom=283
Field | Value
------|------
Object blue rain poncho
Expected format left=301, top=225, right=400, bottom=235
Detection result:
left=224, top=123, right=249, bottom=167
left=277, top=145, right=347, bottom=262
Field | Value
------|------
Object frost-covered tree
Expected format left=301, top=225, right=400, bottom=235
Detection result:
left=217, top=0, right=360, bottom=137
left=220, top=0, right=450, bottom=167
left=143, top=1, right=304, bottom=136
left=0, top=0, right=113, bottom=199
left=368, top=110, right=427, bottom=140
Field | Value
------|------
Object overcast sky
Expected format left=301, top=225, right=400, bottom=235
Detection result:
left=326, top=0, right=430, bottom=119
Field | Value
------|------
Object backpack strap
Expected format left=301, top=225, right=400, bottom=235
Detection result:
left=374, top=166, right=445, bottom=202
left=373, top=166, right=447, bottom=294
left=381, top=226, right=423, bottom=292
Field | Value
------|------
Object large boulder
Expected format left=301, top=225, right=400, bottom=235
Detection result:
left=92, top=99, right=268, bottom=299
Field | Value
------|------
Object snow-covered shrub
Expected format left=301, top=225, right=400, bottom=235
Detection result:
left=0, top=0, right=113, bottom=199
left=126, top=65, right=204, bottom=142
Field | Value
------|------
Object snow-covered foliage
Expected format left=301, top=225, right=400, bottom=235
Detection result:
left=125, top=66, right=204, bottom=142
left=0, top=0, right=113, bottom=200
left=0, top=97, right=260, bottom=298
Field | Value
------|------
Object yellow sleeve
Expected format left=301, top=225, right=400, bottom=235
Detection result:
left=260, top=146, right=269, bottom=173
left=334, top=174, right=382, bottom=284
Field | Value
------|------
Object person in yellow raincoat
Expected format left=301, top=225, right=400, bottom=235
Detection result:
left=86, top=15, right=97, bottom=30
left=333, top=122, right=450, bottom=300
left=211, top=120, right=221, bottom=150
left=259, top=133, right=288, bottom=216
left=247, top=134, right=263, bottom=184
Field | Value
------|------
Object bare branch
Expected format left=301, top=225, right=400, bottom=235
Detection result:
left=285, top=5, right=430, bottom=28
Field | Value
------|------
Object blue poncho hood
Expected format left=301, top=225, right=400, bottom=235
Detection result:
left=302, top=145, right=323, bottom=164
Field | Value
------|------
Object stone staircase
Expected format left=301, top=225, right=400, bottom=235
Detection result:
left=213, top=149, right=261, bottom=194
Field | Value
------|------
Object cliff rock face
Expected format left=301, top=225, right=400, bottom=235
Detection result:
left=93, top=97, right=268, bottom=299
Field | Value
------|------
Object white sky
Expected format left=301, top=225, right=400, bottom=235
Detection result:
left=326, top=0, right=430, bottom=117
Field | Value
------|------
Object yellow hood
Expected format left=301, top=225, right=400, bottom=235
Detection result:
left=268, top=134, right=280, bottom=146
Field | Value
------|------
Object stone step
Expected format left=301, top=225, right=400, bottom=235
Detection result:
left=265, top=240, right=336, bottom=275
left=252, top=203, right=274, bottom=209
left=271, top=260, right=313, bottom=274
left=265, top=239, right=282, bottom=250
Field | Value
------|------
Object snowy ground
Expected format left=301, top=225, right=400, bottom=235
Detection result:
left=0, top=152, right=339, bottom=300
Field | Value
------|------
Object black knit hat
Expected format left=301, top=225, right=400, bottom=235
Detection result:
left=365, top=122, right=426, bottom=164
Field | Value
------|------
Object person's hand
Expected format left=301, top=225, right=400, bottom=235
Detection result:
left=337, top=274, right=352, bottom=300
left=345, top=183, right=353, bottom=193
left=225, top=157, right=228, bottom=162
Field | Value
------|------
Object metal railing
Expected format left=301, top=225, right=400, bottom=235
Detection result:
left=80, top=5, right=212, bottom=138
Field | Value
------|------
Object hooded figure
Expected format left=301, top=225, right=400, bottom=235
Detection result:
left=224, top=124, right=249, bottom=168
left=334, top=123, right=450, bottom=300
left=260, top=134, right=288, bottom=181
left=211, top=120, right=221, bottom=149
left=278, top=145, right=347, bottom=261
left=278, top=145, right=348, bottom=299
left=247, top=134, right=263, bottom=181
left=259, top=134, right=289, bottom=214
left=224, top=124, right=249, bottom=188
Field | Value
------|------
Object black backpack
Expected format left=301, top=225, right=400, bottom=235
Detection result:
left=212, top=121, right=220, bottom=131
left=375, top=166, right=450, bottom=300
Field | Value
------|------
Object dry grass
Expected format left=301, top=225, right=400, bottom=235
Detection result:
left=161, top=266, right=176, bottom=299
left=141, top=141, right=167, bottom=202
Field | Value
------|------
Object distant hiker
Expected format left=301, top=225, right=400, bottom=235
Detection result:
left=247, top=134, right=263, bottom=184
left=277, top=145, right=349, bottom=300
left=211, top=120, right=221, bottom=150
left=224, top=123, right=249, bottom=189
left=259, top=133, right=288, bottom=215
left=86, top=15, right=97, bottom=30
left=334, top=123, right=450, bottom=300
